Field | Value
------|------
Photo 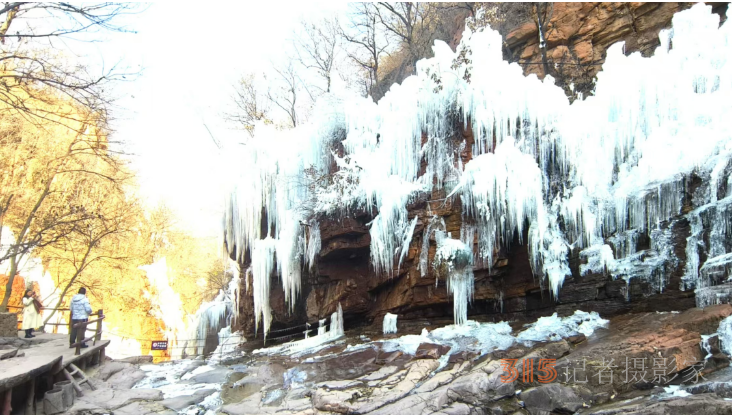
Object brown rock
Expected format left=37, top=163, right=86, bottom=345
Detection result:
left=506, top=22, right=538, bottom=48
left=554, top=305, right=732, bottom=394
left=567, top=334, right=587, bottom=345
left=414, top=343, right=452, bottom=360
left=573, top=40, right=595, bottom=63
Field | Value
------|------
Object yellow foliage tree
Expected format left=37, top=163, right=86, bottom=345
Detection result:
left=0, top=88, right=130, bottom=311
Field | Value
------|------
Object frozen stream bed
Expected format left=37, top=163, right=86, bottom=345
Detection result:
left=133, top=359, right=231, bottom=414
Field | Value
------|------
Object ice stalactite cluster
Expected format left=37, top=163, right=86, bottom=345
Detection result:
left=689, top=196, right=732, bottom=307
left=383, top=313, right=398, bottom=334
left=225, top=3, right=732, bottom=332
left=434, top=229, right=475, bottom=325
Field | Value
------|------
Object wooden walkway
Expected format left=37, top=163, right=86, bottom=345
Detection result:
left=0, top=333, right=109, bottom=391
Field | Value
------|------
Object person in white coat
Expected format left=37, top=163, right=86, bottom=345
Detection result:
left=22, top=289, right=42, bottom=338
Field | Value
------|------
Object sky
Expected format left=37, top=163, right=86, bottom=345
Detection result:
left=69, top=2, right=348, bottom=237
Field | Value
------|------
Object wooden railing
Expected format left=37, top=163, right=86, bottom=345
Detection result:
left=70, top=309, right=104, bottom=356
left=9, top=305, right=71, bottom=332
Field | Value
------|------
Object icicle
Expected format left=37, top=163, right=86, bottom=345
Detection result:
left=718, top=315, right=732, bottom=355
left=245, top=267, right=252, bottom=294
left=683, top=211, right=703, bottom=290
left=529, top=209, right=571, bottom=297
left=275, top=215, right=304, bottom=313
left=420, top=216, right=444, bottom=277
left=306, top=220, right=321, bottom=271
left=368, top=177, right=423, bottom=276
left=383, top=313, right=398, bottom=334
left=228, top=260, right=242, bottom=325
left=701, top=334, right=717, bottom=361
left=398, top=216, right=419, bottom=272
left=330, top=303, right=344, bottom=337
left=252, top=237, right=277, bottom=338
left=434, top=230, right=475, bottom=325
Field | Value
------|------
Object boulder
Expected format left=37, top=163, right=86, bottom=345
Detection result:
left=159, top=389, right=216, bottom=411
left=189, top=367, right=233, bottom=384
left=95, top=362, right=146, bottom=389
left=446, top=370, right=515, bottom=406
left=68, top=388, right=163, bottom=413
left=521, top=383, right=591, bottom=414
left=414, top=342, right=452, bottom=360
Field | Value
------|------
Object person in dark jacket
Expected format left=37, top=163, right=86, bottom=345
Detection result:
left=70, top=287, right=93, bottom=348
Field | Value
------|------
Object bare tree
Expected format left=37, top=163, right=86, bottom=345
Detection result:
left=0, top=116, right=131, bottom=312
left=341, top=3, right=390, bottom=98
left=41, top=195, right=137, bottom=324
left=225, top=74, right=271, bottom=137
left=374, top=3, right=421, bottom=50
left=0, top=3, right=137, bottom=41
left=0, top=3, right=139, bottom=127
left=266, top=60, right=300, bottom=128
left=294, top=17, right=340, bottom=94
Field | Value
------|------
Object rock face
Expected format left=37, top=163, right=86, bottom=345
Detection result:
left=235, top=2, right=731, bottom=338
left=554, top=305, right=732, bottom=394
left=503, top=2, right=729, bottom=98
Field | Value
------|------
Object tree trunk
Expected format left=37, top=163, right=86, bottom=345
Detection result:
left=0, top=255, right=19, bottom=312
left=0, top=179, right=53, bottom=312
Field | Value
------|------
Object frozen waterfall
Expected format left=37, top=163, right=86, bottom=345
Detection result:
left=225, top=4, right=732, bottom=334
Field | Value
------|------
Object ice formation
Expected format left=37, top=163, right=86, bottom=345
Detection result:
left=718, top=315, right=732, bottom=355
left=224, top=4, right=732, bottom=333
left=381, top=310, right=607, bottom=362
left=254, top=303, right=344, bottom=356
left=434, top=229, right=475, bottom=324
left=383, top=313, right=398, bottom=334
left=134, top=360, right=222, bottom=413
left=183, top=259, right=244, bottom=358
left=515, top=311, right=609, bottom=346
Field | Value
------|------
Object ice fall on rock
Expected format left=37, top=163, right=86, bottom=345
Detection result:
left=224, top=4, right=732, bottom=337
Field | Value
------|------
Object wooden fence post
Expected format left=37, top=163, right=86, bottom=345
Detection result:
left=24, top=379, right=35, bottom=415
left=94, top=309, right=103, bottom=345
left=2, top=389, right=11, bottom=415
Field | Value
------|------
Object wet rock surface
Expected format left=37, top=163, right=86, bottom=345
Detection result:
left=62, top=358, right=223, bottom=415
left=216, top=306, right=732, bottom=415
